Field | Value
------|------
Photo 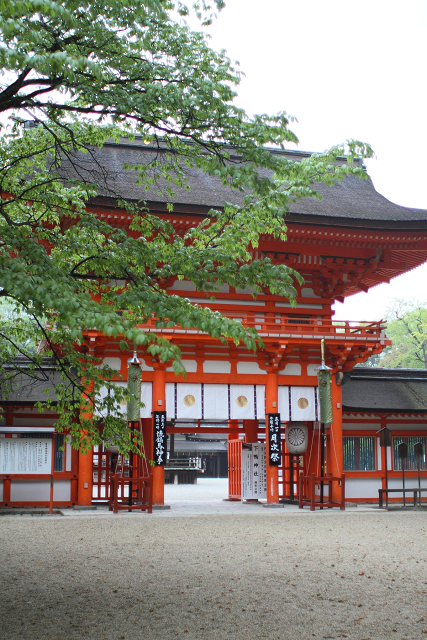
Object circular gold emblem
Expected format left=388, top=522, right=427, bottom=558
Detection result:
left=183, top=394, right=196, bottom=407
left=297, top=397, right=309, bottom=410
left=236, top=395, right=248, bottom=407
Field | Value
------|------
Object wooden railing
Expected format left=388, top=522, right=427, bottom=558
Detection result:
left=137, top=315, right=387, bottom=341
left=299, top=473, right=346, bottom=511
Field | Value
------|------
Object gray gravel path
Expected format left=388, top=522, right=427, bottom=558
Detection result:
left=1, top=504, right=427, bottom=640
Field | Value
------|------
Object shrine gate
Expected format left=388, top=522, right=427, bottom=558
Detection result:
left=2, top=141, right=427, bottom=507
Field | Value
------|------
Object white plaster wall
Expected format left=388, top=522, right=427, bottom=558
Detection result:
left=140, top=359, right=154, bottom=371
left=237, top=361, right=266, bottom=375
left=166, top=359, right=197, bottom=373
left=53, top=480, right=71, bottom=502
left=300, top=287, right=321, bottom=298
left=275, top=302, right=322, bottom=309
left=182, top=360, right=198, bottom=373
left=168, top=279, right=196, bottom=291
left=307, top=364, right=320, bottom=376
left=10, top=480, right=50, bottom=501
left=235, top=285, right=255, bottom=294
left=389, top=478, right=420, bottom=490
left=279, top=363, right=301, bottom=376
left=203, top=361, right=231, bottom=374
left=190, top=298, right=264, bottom=306
left=13, top=419, right=56, bottom=426
left=208, top=283, right=230, bottom=293
left=103, top=357, right=121, bottom=371
left=345, top=477, right=382, bottom=499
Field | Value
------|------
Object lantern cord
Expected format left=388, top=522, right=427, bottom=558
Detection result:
left=316, top=423, right=321, bottom=477
left=306, top=423, right=316, bottom=475
left=329, top=421, right=341, bottom=476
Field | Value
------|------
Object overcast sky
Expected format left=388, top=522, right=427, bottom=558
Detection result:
left=202, top=0, right=427, bottom=321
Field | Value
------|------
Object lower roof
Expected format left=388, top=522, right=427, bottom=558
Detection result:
left=342, top=368, right=427, bottom=413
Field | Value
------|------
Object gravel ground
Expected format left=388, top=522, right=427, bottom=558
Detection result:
left=1, top=509, right=427, bottom=640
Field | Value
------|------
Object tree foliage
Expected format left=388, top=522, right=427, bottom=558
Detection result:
left=379, top=301, right=427, bottom=369
left=0, top=0, right=373, bottom=449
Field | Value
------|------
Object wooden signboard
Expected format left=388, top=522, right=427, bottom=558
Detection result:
left=0, top=438, right=52, bottom=474
left=267, top=413, right=282, bottom=466
left=241, top=443, right=267, bottom=500
left=153, top=412, right=167, bottom=466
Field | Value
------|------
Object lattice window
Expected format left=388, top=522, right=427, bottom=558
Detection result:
left=343, top=436, right=375, bottom=471
left=393, top=436, right=426, bottom=471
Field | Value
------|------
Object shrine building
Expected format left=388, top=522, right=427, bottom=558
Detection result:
left=2, top=139, right=427, bottom=509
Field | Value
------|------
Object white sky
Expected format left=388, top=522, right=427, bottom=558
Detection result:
left=203, top=0, right=427, bottom=321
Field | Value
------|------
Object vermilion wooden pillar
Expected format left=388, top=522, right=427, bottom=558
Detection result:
left=152, top=364, right=166, bottom=505
left=265, top=371, right=279, bottom=503
left=77, top=450, right=93, bottom=505
left=330, top=377, right=344, bottom=502
left=77, top=385, right=94, bottom=506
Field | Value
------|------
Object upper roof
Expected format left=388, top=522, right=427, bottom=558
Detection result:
left=64, top=138, right=427, bottom=229
left=342, top=368, right=427, bottom=413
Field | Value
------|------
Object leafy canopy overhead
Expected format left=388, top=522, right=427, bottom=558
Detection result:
left=0, top=0, right=373, bottom=449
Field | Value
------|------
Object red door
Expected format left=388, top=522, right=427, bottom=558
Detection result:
left=227, top=439, right=242, bottom=500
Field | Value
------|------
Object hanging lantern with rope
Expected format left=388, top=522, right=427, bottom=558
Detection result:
left=316, top=339, right=333, bottom=424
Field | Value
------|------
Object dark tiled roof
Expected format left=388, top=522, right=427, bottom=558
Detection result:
left=342, top=368, right=427, bottom=413
left=0, top=357, right=65, bottom=405
left=61, top=139, right=427, bottom=226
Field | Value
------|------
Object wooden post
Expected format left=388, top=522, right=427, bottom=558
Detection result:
left=243, top=419, right=258, bottom=444
left=310, top=473, right=316, bottom=511
left=77, top=382, right=94, bottom=506
left=380, top=417, right=389, bottom=507
left=340, top=474, right=346, bottom=510
left=3, top=477, right=11, bottom=505
left=265, top=371, right=279, bottom=504
left=330, top=376, right=343, bottom=503
left=49, top=433, right=55, bottom=514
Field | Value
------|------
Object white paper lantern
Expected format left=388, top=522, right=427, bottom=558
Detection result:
left=285, top=422, right=308, bottom=454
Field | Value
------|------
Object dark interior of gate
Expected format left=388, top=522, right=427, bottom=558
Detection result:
left=91, top=415, right=320, bottom=505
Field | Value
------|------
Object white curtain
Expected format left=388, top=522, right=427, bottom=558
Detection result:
left=230, top=384, right=256, bottom=420
left=176, top=383, right=202, bottom=419
left=140, top=382, right=152, bottom=418
left=255, top=385, right=266, bottom=420
left=203, top=384, right=229, bottom=420
left=290, top=386, right=316, bottom=421
left=278, top=386, right=290, bottom=421
left=96, top=381, right=152, bottom=418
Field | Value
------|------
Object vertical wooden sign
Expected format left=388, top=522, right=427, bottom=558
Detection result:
left=153, top=411, right=167, bottom=466
left=267, top=413, right=281, bottom=466
left=242, top=443, right=267, bottom=499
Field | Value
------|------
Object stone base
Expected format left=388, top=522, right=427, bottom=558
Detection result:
left=262, top=503, right=284, bottom=508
